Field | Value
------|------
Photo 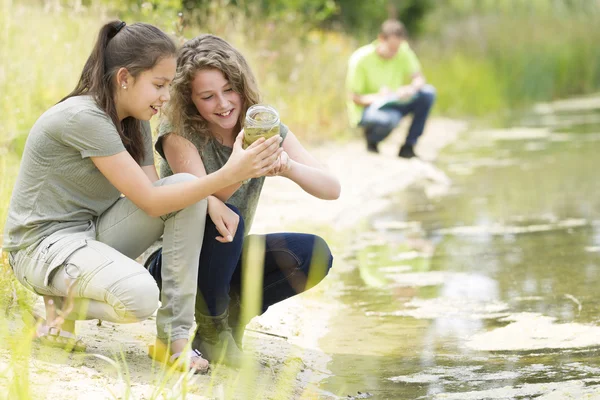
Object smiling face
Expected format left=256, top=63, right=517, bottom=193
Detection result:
left=191, top=68, right=243, bottom=138
left=118, top=56, right=177, bottom=121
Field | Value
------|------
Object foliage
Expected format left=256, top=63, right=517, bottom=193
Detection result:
left=419, top=0, right=600, bottom=118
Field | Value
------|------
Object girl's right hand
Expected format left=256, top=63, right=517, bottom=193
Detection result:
left=225, top=130, right=283, bottom=182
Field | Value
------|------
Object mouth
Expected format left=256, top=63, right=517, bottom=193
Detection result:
left=216, top=109, right=233, bottom=117
left=150, top=105, right=160, bottom=115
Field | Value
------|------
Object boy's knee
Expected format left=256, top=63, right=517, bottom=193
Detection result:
left=419, top=85, right=436, bottom=104
left=370, top=121, right=397, bottom=138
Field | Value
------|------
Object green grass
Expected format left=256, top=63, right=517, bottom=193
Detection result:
left=3, top=2, right=600, bottom=149
left=419, top=2, right=600, bottom=119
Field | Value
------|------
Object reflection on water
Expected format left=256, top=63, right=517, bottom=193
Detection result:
left=319, top=99, right=600, bottom=399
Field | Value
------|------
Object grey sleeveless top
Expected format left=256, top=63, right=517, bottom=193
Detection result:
left=155, top=121, right=288, bottom=232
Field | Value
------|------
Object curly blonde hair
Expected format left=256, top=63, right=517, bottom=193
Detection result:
left=164, top=34, right=261, bottom=146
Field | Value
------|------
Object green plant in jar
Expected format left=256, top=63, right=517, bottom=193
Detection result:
left=243, top=104, right=280, bottom=149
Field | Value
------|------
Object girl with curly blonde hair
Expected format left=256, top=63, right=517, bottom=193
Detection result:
left=4, top=23, right=282, bottom=374
left=145, top=34, right=341, bottom=367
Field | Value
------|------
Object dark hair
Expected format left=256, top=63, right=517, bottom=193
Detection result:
left=380, top=19, right=406, bottom=39
left=61, top=21, right=177, bottom=162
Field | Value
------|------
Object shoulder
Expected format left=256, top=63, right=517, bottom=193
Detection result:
left=349, top=43, right=376, bottom=66
left=155, top=119, right=176, bottom=158
left=155, top=121, right=206, bottom=159
left=157, top=119, right=175, bottom=139
left=66, top=96, right=115, bottom=129
left=397, top=41, right=418, bottom=58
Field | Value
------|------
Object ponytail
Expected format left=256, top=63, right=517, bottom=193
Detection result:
left=61, top=21, right=176, bottom=163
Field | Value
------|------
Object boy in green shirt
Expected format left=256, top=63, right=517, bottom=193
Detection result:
left=346, top=19, right=436, bottom=158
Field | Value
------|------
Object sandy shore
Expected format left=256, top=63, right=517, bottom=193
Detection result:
left=0, top=117, right=467, bottom=399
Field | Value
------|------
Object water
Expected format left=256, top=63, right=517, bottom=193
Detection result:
left=319, top=98, right=600, bottom=399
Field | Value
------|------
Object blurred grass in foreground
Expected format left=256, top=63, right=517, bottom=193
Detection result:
left=1, top=0, right=600, bottom=397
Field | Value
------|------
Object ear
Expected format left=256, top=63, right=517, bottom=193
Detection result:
left=116, top=67, right=131, bottom=89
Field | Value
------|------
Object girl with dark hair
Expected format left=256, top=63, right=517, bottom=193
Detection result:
left=145, top=34, right=341, bottom=367
left=3, top=22, right=282, bottom=373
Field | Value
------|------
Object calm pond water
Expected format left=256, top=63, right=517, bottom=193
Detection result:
left=319, top=98, right=600, bottom=399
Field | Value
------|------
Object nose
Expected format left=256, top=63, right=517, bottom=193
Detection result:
left=160, top=89, right=170, bottom=103
left=217, top=93, right=228, bottom=109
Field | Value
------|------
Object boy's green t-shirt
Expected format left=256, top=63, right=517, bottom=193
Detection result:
left=346, top=41, right=421, bottom=127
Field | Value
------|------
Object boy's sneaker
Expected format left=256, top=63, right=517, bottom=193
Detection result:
left=366, top=141, right=379, bottom=153
left=399, top=144, right=417, bottom=159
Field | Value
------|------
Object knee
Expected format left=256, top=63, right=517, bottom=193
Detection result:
left=161, top=172, right=197, bottom=184
left=157, top=173, right=208, bottom=218
left=418, top=85, right=436, bottom=105
left=178, top=197, right=208, bottom=221
left=309, top=236, right=334, bottom=281
left=362, top=108, right=400, bottom=132
left=114, top=273, right=160, bottom=321
left=314, top=236, right=334, bottom=273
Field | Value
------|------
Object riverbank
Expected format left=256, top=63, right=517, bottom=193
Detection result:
left=0, top=117, right=467, bottom=399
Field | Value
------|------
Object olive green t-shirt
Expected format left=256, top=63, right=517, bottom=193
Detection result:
left=155, top=122, right=288, bottom=232
left=2, top=95, right=154, bottom=252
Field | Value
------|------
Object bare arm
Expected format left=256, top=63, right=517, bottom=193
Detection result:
left=92, top=151, right=236, bottom=217
left=92, top=132, right=282, bottom=218
left=162, top=133, right=241, bottom=202
left=278, top=131, right=341, bottom=200
left=352, top=72, right=426, bottom=106
left=351, top=92, right=382, bottom=107
left=409, top=72, right=426, bottom=91
left=396, top=72, right=426, bottom=99
left=142, top=165, right=160, bottom=183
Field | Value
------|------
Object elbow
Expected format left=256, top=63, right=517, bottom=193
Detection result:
left=351, top=93, right=363, bottom=106
left=143, top=204, right=163, bottom=218
left=325, top=181, right=341, bottom=200
left=332, top=185, right=341, bottom=200
left=139, top=195, right=164, bottom=218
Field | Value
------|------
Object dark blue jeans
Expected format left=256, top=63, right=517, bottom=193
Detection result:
left=147, top=205, right=334, bottom=322
left=360, top=84, right=436, bottom=146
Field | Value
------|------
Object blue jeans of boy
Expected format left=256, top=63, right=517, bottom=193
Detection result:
left=360, top=84, right=436, bottom=146
left=147, top=205, right=333, bottom=323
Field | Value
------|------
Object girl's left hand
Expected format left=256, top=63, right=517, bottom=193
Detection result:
left=207, top=196, right=239, bottom=243
left=266, top=151, right=292, bottom=177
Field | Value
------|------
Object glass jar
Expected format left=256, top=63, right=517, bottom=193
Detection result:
left=243, top=104, right=280, bottom=149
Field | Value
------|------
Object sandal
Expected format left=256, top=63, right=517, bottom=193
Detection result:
left=148, top=342, right=210, bottom=374
left=34, top=325, right=87, bottom=352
